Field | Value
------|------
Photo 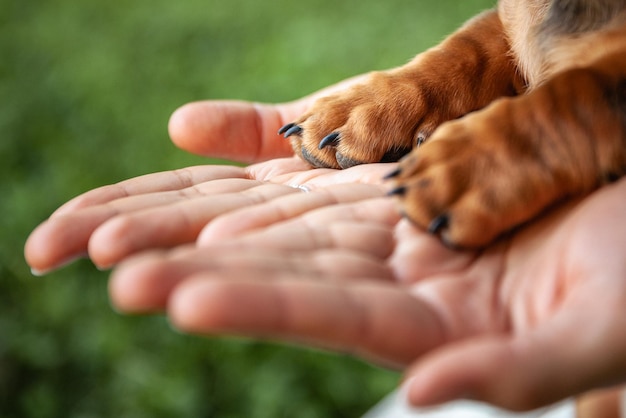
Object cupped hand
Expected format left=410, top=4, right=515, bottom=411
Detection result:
left=24, top=70, right=626, bottom=412
left=25, top=73, right=381, bottom=274
left=24, top=160, right=394, bottom=274
left=107, top=179, right=626, bottom=411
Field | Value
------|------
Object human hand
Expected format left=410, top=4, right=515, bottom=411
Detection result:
left=25, top=73, right=383, bottom=273
left=24, top=160, right=394, bottom=274
left=24, top=67, right=626, bottom=412
left=105, top=179, right=626, bottom=411
left=167, top=73, right=370, bottom=163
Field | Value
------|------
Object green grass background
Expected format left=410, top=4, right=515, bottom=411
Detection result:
left=1, top=0, right=494, bottom=416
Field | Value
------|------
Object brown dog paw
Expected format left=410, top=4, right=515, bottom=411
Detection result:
left=278, top=12, right=522, bottom=170
left=386, top=61, right=626, bottom=248
left=279, top=71, right=458, bottom=169
left=385, top=112, right=559, bottom=249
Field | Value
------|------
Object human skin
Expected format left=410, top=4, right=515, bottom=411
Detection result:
left=25, top=85, right=626, bottom=412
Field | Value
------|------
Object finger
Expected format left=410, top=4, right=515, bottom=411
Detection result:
left=261, top=162, right=398, bottom=188
left=168, top=101, right=296, bottom=162
left=109, top=246, right=394, bottom=313
left=211, top=221, right=396, bottom=261
left=168, top=277, right=445, bottom=368
left=25, top=179, right=292, bottom=272
left=167, top=75, right=370, bottom=162
left=199, top=184, right=387, bottom=242
left=390, top=219, right=477, bottom=284
left=27, top=193, right=193, bottom=274
left=221, top=198, right=399, bottom=259
left=88, top=183, right=299, bottom=268
left=405, top=298, right=626, bottom=411
left=52, top=165, right=247, bottom=217
left=26, top=207, right=113, bottom=275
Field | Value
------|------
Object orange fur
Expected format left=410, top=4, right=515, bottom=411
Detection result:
left=280, top=0, right=626, bottom=248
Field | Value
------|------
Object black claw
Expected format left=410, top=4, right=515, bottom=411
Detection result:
left=284, top=125, right=303, bottom=138
left=318, top=132, right=340, bottom=150
left=279, top=123, right=303, bottom=138
left=416, top=132, right=427, bottom=148
left=383, top=167, right=402, bottom=180
left=380, top=147, right=412, bottom=163
left=386, top=186, right=407, bottom=197
left=428, top=214, right=449, bottom=234
left=278, top=123, right=295, bottom=135
left=604, top=171, right=621, bottom=183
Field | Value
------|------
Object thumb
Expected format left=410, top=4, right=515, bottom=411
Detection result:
left=168, top=100, right=296, bottom=162
left=404, top=307, right=626, bottom=411
left=167, top=74, right=371, bottom=163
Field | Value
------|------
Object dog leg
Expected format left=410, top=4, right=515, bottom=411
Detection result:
left=389, top=52, right=626, bottom=248
left=281, top=10, right=524, bottom=169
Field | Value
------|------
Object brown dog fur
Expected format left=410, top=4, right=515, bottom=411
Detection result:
left=280, top=0, right=626, bottom=248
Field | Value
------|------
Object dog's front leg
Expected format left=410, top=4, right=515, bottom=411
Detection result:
left=389, top=52, right=626, bottom=248
left=281, top=9, right=524, bottom=169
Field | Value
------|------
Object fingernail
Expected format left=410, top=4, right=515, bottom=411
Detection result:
left=96, top=264, right=112, bottom=272
left=30, top=267, right=48, bottom=277
left=29, top=253, right=87, bottom=277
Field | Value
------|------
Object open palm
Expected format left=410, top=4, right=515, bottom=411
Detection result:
left=104, top=178, right=626, bottom=411
left=25, top=79, right=626, bottom=411
left=26, top=162, right=626, bottom=410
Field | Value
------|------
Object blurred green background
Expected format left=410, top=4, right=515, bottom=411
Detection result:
left=1, top=0, right=493, bottom=416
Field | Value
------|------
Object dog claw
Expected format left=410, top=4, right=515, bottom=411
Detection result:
left=416, top=132, right=427, bottom=147
left=380, top=147, right=412, bottom=163
left=428, top=214, right=449, bottom=234
left=284, top=125, right=303, bottom=137
left=383, top=167, right=402, bottom=180
left=278, top=123, right=295, bottom=135
left=387, top=186, right=407, bottom=197
left=319, top=132, right=341, bottom=150
left=279, top=123, right=303, bottom=138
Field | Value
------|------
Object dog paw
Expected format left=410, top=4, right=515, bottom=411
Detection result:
left=280, top=71, right=456, bottom=169
left=386, top=117, right=554, bottom=248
